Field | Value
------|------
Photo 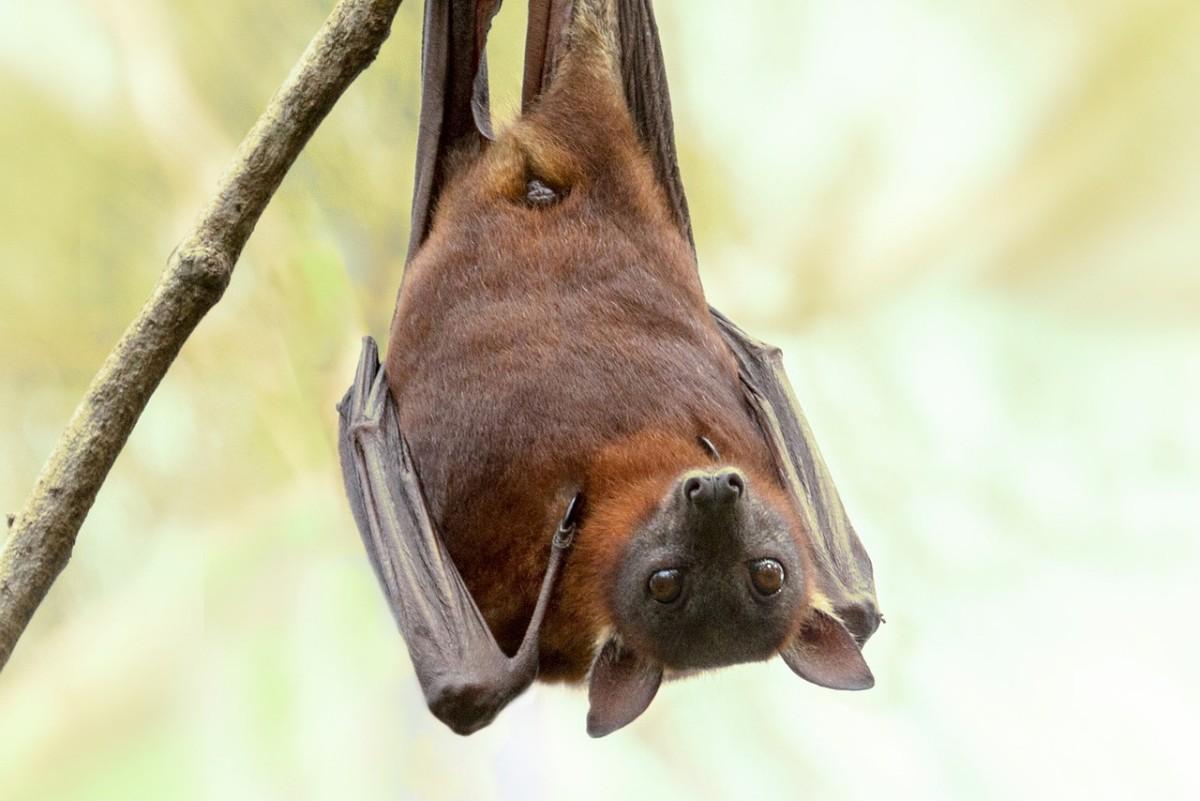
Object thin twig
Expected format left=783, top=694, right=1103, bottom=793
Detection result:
left=0, top=0, right=405, bottom=671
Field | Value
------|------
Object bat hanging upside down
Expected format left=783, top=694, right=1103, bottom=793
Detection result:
left=339, top=0, right=882, bottom=737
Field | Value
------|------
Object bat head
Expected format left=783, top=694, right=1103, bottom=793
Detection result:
left=585, top=457, right=874, bottom=737
left=610, top=466, right=803, bottom=670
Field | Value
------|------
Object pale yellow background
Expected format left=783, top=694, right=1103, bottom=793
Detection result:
left=1, top=1, right=1197, bottom=799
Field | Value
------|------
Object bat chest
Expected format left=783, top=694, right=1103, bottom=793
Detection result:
left=384, top=199, right=758, bottom=663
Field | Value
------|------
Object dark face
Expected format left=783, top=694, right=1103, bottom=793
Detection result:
left=611, top=467, right=803, bottom=669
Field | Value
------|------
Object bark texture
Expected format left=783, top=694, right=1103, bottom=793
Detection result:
left=0, top=0, right=405, bottom=671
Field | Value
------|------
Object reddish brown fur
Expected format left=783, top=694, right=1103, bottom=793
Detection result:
left=386, top=31, right=803, bottom=681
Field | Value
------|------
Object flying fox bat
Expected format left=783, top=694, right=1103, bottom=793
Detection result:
left=338, top=0, right=882, bottom=737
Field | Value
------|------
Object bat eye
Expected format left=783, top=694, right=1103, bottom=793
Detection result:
left=647, top=569, right=683, bottom=604
left=749, top=559, right=785, bottom=596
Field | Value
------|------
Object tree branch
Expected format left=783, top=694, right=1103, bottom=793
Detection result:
left=0, top=0, right=405, bottom=671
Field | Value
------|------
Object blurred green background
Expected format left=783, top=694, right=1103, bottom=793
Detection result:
left=2, top=1, right=1197, bottom=799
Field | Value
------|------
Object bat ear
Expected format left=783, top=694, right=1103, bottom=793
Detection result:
left=586, top=636, right=663, bottom=737
left=780, top=610, right=875, bottom=691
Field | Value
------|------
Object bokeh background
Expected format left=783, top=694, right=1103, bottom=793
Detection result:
left=2, top=1, right=1197, bottom=799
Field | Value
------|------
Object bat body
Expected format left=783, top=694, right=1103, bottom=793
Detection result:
left=340, top=0, right=881, bottom=737
left=387, top=35, right=795, bottom=681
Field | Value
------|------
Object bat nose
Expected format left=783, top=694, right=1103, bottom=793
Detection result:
left=682, top=469, right=746, bottom=507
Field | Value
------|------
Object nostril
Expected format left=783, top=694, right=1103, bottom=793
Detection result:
left=722, top=471, right=745, bottom=497
left=683, top=476, right=704, bottom=502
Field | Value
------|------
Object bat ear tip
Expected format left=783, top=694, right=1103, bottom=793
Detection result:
left=781, top=610, right=877, bottom=692
left=585, top=712, right=619, bottom=738
left=586, top=637, right=663, bottom=737
left=845, top=665, right=876, bottom=691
